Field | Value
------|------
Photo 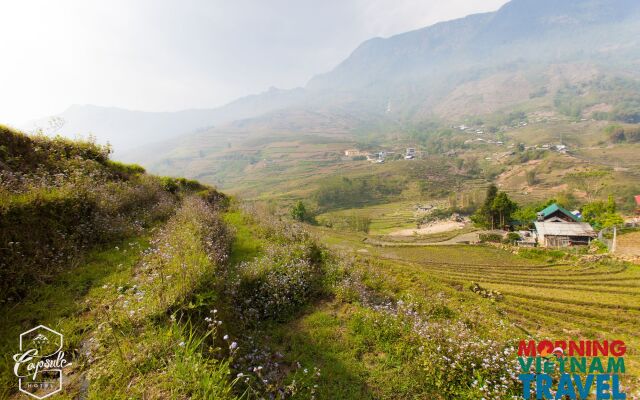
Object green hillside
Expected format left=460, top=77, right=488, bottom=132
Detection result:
left=3, top=124, right=640, bottom=399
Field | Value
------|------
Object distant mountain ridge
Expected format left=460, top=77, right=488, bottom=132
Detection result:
left=24, top=87, right=305, bottom=154
left=23, top=0, right=640, bottom=165
left=308, top=0, right=640, bottom=92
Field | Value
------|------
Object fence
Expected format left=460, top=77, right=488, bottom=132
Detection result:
left=598, top=221, right=640, bottom=253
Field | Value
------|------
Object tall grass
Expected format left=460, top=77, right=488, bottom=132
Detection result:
left=0, top=127, right=224, bottom=301
left=84, top=196, right=237, bottom=398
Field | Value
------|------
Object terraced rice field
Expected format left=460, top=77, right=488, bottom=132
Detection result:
left=315, top=231, right=640, bottom=385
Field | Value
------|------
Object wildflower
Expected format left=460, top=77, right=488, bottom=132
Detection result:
left=237, top=372, right=244, bottom=378
left=230, top=342, right=238, bottom=350
left=223, top=335, right=229, bottom=340
left=178, top=341, right=185, bottom=347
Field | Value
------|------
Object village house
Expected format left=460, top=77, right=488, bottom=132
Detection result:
left=536, top=203, right=579, bottom=223
left=405, top=148, right=416, bottom=159
left=533, top=204, right=596, bottom=247
left=344, top=149, right=367, bottom=157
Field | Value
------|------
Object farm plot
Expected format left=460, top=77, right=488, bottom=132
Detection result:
left=366, top=245, right=640, bottom=379
left=313, top=225, right=640, bottom=390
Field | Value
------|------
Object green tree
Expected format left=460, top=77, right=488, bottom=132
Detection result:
left=526, top=170, right=537, bottom=186
left=606, top=195, right=617, bottom=213
left=582, top=196, right=623, bottom=229
left=492, top=192, right=518, bottom=228
left=472, top=185, right=499, bottom=229
left=472, top=185, right=519, bottom=229
left=291, top=201, right=308, bottom=222
left=512, top=205, right=539, bottom=228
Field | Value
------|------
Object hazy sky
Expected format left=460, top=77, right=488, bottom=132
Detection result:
left=0, top=0, right=508, bottom=126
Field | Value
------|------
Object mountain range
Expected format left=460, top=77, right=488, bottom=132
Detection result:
left=22, top=0, right=640, bottom=183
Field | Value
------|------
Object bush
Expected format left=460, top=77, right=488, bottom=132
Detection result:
left=159, top=176, right=208, bottom=194
left=133, top=196, right=232, bottom=313
left=225, top=210, right=325, bottom=326
left=106, top=160, right=146, bottom=178
left=228, top=241, right=323, bottom=326
left=505, top=232, right=521, bottom=244
left=291, top=200, right=308, bottom=221
left=478, top=233, right=503, bottom=243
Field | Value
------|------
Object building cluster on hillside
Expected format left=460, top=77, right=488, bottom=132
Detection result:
left=455, top=125, right=486, bottom=134
left=343, top=148, right=417, bottom=163
left=524, top=143, right=569, bottom=154
left=464, top=138, right=504, bottom=146
left=344, top=149, right=368, bottom=157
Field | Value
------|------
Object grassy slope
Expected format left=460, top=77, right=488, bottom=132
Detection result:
left=4, top=127, right=640, bottom=398
left=1, top=129, right=237, bottom=399
left=2, top=198, right=237, bottom=399
left=316, top=227, right=640, bottom=393
left=0, top=235, right=150, bottom=398
left=223, top=213, right=517, bottom=398
left=3, top=193, right=639, bottom=398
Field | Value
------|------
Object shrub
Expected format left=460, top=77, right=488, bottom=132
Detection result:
left=314, top=175, right=405, bottom=209
left=290, top=200, right=308, bottom=221
left=505, top=232, right=521, bottom=244
left=589, top=239, right=609, bottom=254
left=228, top=241, right=324, bottom=326
left=478, top=233, right=503, bottom=243
left=106, top=160, right=146, bottom=177
left=226, top=208, right=325, bottom=326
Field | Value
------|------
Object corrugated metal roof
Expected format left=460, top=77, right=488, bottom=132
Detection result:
left=534, top=221, right=596, bottom=237
left=539, top=203, right=580, bottom=222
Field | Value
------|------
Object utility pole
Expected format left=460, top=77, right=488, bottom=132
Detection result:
left=611, top=226, right=617, bottom=254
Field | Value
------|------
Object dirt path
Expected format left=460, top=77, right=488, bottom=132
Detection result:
left=365, top=230, right=487, bottom=247
left=388, top=220, right=467, bottom=237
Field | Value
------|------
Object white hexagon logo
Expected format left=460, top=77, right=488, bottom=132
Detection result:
left=13, top=325, right=69, bottom=399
